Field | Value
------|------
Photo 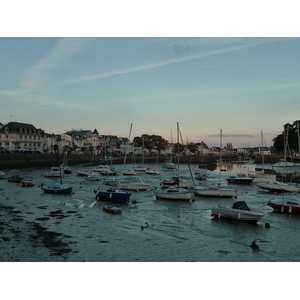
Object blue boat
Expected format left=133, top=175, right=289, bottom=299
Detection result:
left=93, top=187, right=131, bottom=202
left=41, top=182, right=73, bottom=194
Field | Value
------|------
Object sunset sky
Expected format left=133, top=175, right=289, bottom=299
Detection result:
left=1, top=4, right=299, bottom=149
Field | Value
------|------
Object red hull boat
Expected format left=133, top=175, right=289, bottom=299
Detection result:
left=268, top=198, right=300, bottom=213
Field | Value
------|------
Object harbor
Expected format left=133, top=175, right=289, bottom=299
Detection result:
left=1, top=160, right=300, bottom=262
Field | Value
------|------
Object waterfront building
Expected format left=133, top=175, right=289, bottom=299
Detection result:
left=0, top=122, right=45, bottom=152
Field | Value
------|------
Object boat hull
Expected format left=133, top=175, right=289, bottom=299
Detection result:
left=20, top=178, right=36, bottom=187
left=226, top=178, right=253, bottom=184
left=103, top=206, right=122, bottom=214
left=153, top=188, right=194, bottom=201
left=195, top=188, right=236, bottom=198
left=268, top=200, right=300, bottom=213
left=256, top=182, right=300, bottom=193
left=94, top=189, right=131, bottom=202
left=211, top=208, right=264, bottom=221
left=41, top=183, right=73, bottom=194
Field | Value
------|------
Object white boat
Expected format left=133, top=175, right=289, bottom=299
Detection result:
left=122, top=169, right=137, bottom=176
left=0, top=171, right=5, bottom=179
left=162, top=160, right=177, bottom=170
left=93, top=165, right=112, bottom=173
left=103, top=177, right=119, bottom=186
left=76, top=170, right=90, bottom=177
left=20, top=177, right=36, bottom=187
left=132, top=165, right=148, bottom=172
left=119, top=176, right=151, bottom=191
left=85, top=172, right=101, bottom=181
left=211, top=201, right=265, bottom=221
left=60, top=163, right=72, bottom=174
left=273, top=159, right=294, bottom=167
left=256, top=180, right=300, bottom=193
left=43, top=167, right=62, bottom=177
left=101, top=169, right=117, bottom=176
left=195, top=185, right=236, bottom=198
left=153, top=186, right=194, bottom=201
left=145, top=168, right=160, bottom=175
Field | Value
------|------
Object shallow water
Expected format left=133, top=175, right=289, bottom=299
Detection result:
left=1, top=161, right=300, bottom=262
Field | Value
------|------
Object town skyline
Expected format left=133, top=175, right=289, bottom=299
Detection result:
left=0, top=119, right=278, bottom=151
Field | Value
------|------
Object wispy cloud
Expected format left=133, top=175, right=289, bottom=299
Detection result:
left=265, top=66, right=299, bottom=81
left=22, top=38, right=91, bottom=89
left=66, top=37, right=287, bottom=84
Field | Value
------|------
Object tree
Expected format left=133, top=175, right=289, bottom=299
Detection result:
left=52, top=144, right=59, bottom=154
left=133, top=134, right=169, bottom=154
left=273, top=120, right=300, bottom=152
left=187, top=143, right=198, bottom=154
left=173, top=142, right=185, bottom=154
left=89, top=146, right=94, bottom=155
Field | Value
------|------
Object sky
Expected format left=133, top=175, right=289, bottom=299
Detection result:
left=1, top=3, right=300, bottom=149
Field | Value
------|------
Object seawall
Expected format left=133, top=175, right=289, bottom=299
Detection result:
left=0, top=153, right=284, bottom=170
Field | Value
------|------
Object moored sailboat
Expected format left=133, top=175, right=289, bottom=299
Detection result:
left=195, top=130, right=236, bottom=197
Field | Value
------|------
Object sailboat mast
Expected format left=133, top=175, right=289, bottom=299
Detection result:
left=177, top=122, right=180, bottom=178
left=261, top=130, right=265, bottom=169
left=219, top=129, right=222, bottom=185
left=123, top=123, right=133, bottom=166
left=297, top=122, right=300, bottom=157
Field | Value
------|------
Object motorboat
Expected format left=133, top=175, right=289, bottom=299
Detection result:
left=93, top=165, right=112, bottom=173
left=273, top=159, right=294, bottom=167
left=85, top=172, right=101, bottom=181
left=100, top=168, right=117, bottom=176
left=103, top=206, right=122, bottom=214
left=43, top=167, right=62, bottom=177
left=268, top=197, right=300, bottom=213
left=153, top=186, right=194, bottom=201
left=103, top=178, right=119, bottom=186
left=118, top=176, right=151, bottom=191
left=60, top=163, right=72, bottom=174
left=211, top=201, right=265, bottom=221
left=145, top=168, right=160, bottom=175
left=7, top=170, right=24, bottom=182
left=132, top=165, right=148, bottom=172
left=162, top=160, right=177, bottom=170
left=256, top=181, right=300, bottom=193
left=194, top=172, right=208, bottom=181
left=41, top=182, right=73, bottom=194
left=195, top=185, right=236, bottom=198
left=94, top=187, right=131, bottom=202
left=122, top=169, right=137, bottom=176
left=76, top=170, right=90, bottom=177
left=226, top=174, right=254, bottom=184
left=0, top=171, right=5, bottom=179
left=20, top=177, right=36, bottom=187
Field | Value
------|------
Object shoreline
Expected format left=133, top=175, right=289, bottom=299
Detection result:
left=0, top=153, right=284, bottom=170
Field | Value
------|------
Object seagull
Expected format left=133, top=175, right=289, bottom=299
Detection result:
left=141, top=222, right=149, bottom=231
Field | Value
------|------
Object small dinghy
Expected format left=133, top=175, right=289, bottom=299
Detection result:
left=7, top=170, right=24, bottom=182
left=20, top=177, right=36, bottom=187
left=103, top=206, right=122, bottom=214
